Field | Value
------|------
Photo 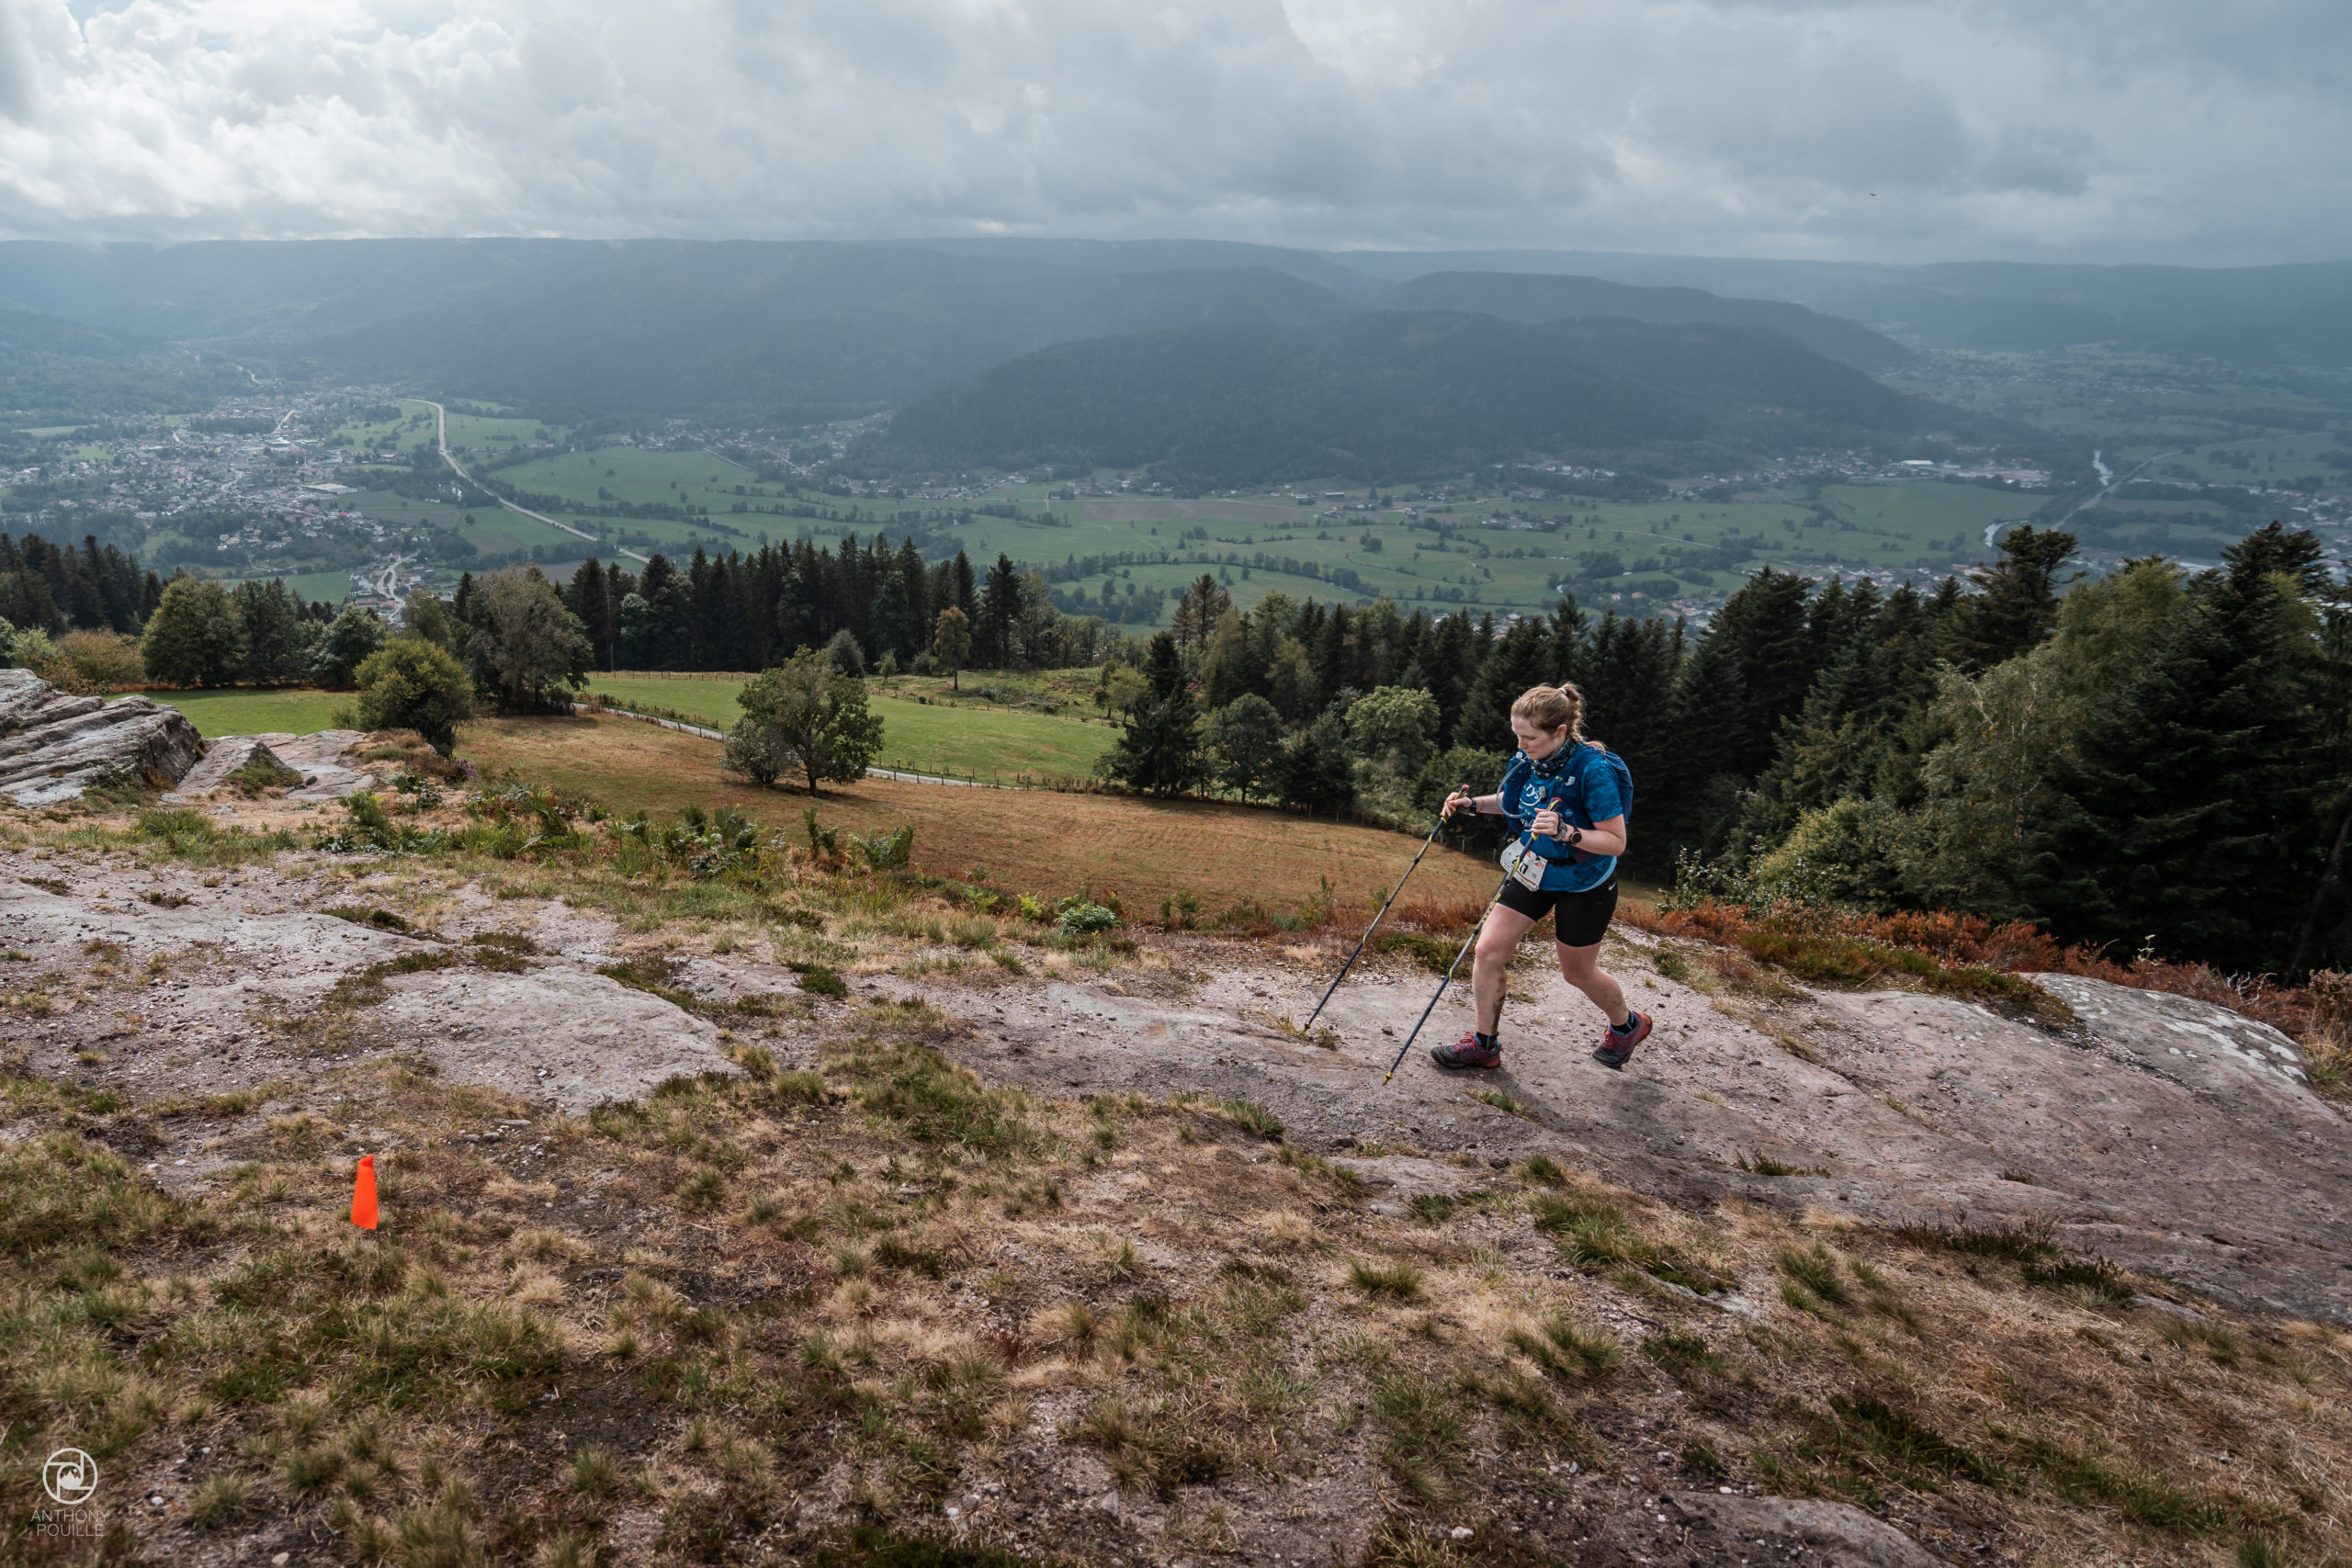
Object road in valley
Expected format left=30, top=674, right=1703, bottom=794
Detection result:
left=411, top=400, right=650, bottom=565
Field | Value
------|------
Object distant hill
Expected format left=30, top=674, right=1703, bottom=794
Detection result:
left=879, top=311, right=1939, bottom=488
left=2164, top=294, right=2352, bottom=367
left=1378, top=273, right=1909, bottom=370
left=308, top=245, right=1366, bottom=421
left=0, top=308, right=245, bottom=417
left=1328, top=249, right=2352, bottom=355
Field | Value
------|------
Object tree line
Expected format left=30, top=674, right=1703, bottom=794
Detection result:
left=557, top=538, right=1117, bottom=676
left=1092, top=524, right=2350, bottom=977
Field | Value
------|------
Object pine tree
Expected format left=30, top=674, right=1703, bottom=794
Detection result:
left=980, top=553, right=1023, bottom=667
left=1102, top=632, right=1204, bottom=796
left=2055, top=556, right=2342, bottom=970
left=1942, top=525, right=2077, bottom=671
left=233, top=579, right=306, bottom=685
left=1277, top=713, right=1356, bottom=815
left=1457, top=614, right=1555, bottom=751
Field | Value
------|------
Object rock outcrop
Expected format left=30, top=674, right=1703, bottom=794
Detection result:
left=160, top=729, right=376, bottom=804
left=0, top=668, right=207, bottom=806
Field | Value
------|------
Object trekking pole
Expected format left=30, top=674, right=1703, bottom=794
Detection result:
left=1300, top=788, right=1463, bottom=1037
left=1380, top=874, right=1512, bottom=1086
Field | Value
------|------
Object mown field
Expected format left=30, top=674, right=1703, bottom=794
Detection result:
left=460, top=712, right=1501, bottom=917
left=582, top=672, right=1118, bottom=782
left=151, top=687, right=350, bottom=738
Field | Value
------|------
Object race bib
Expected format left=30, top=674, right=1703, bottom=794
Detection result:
left=1499, top=839, right=1547, bottom=891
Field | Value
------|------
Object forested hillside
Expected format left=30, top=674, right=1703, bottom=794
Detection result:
left=1379, top=272, right=1911, bottom=370
left=882, top=312, right=1941, bottom=488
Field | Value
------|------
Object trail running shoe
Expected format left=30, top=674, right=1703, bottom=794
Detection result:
left=1430, top=1032, right=1501, bottom=1070
left=1593, top=1011, right=1652, bottom=1070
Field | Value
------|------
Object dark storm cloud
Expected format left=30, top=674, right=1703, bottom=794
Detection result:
left=0, top=0, right=2338, bottom=261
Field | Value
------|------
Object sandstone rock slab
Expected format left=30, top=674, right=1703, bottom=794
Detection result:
left=0, top=669, right=207, bottom=805
left=373, top=965, right=734, bottom=1113
left=158, top=728, right=377, bottom=803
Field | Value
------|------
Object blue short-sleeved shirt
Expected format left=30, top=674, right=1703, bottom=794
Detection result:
left=1498, top=743, right=1627, bottom=893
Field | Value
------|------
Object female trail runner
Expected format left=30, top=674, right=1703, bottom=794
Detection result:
left=1430, top=683, right=1651, bottom=1071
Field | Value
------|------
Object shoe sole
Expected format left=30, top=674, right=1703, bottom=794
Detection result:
left=1430, top=1055, right=1501, bottom=1071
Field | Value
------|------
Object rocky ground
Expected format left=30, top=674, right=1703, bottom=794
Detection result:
left=1, top=793, right=2348, bottom=1568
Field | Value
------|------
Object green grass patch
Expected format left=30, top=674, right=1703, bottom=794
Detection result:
left=147, top=686, right=350, bottom=739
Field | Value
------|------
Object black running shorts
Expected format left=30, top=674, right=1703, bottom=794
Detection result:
left=1496, top=878, right=1619, bottom=949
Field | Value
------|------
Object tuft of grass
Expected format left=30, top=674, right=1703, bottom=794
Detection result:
left=1217, top=1099, right=1283, bottom=1141
left=1530, top=1195, right=1652, bottom=1270
left=1895, top=1220, right=2057, bottom=1262
left=2002, top=1428, right=2232, bottom=1533
left=1507, top=1310, right=1622, bottom=1380
left=187, top=1472, right=252, bottom=1526
left=1517, top=1154, right=1568, bottom=1187
left=1406, top=1193, right=1458, bottom=1224
left=673, top=1168, right=725, bottom=1209
left=2021, top=1253, right=2134, bottom=1308
left=769, top=1069, right=828, bottom=1105
left=1468, top=1088, right=1532, bottom=1118
left=568, top=1443, right=620, bottom=1498
left=1825, top=1393, right=2002, bottom=1490
left=1348, top=1259, right=1424, bottom=1299
left=830, top=1036, right=1035, bottom=1158
left=1644, top=1329, right=1729, bottom=1379
left=1777, top=1244, right=1852, bottom=1307
left=325, top=905, right=413, bottom=932
left=2160, top=1318, right=2246, bottom=1367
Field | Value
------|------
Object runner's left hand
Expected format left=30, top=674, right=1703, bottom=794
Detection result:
left=1532, top=808, right=1564, bottom=838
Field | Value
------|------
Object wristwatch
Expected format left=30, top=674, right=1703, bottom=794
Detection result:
left=1566, top=826, right=1583, bottom=845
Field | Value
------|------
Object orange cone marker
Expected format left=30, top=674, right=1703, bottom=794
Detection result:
left=351, top=1154, right=379, bottom=1230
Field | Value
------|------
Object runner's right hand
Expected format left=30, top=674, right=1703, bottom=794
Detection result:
left=1442, top=790, right=1474, bottom=820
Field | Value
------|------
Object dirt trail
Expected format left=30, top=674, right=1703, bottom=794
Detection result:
left=4, top=846, right=2344, bottom=1322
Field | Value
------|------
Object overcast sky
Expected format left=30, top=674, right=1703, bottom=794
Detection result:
left=0, top=0, right=2342, bottom=264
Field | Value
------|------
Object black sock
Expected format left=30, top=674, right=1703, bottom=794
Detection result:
left=1610, top=1014, right=1639, bottom=1034
left=1476, top=1032, right=1499, bottom=1050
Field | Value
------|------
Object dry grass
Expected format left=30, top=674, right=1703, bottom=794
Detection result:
left=4, top=978, right=2350, bottom=1568
left=458, top=713, right=1502, bottom=917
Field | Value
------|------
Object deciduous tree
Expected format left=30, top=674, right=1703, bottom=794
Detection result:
left=141, top=578, right=243, bottom=688
left=730, top=650, right=886, bottom=795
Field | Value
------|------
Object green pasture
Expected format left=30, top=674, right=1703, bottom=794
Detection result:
left=331, top=404, right=436, bottom=454
left=277, top=570, right=354, bottom=604
left=490, top=446, right=766, bottom=514
left=149, top=687, right=348, bottom=738
left=579, top=671, right=1116, bottom=781
left=435, top=407, right=564, bottom=451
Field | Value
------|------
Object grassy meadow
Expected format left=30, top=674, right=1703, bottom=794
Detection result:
left=150, top=688, right=351, bottom=738
left=582, top=672, right=1120, bottom=782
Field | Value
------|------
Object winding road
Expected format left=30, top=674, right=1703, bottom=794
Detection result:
left=411, top=399, right=650, bottom=565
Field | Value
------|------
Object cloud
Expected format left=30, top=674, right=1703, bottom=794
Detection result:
left=0, top=0, right=2338, bottom=261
